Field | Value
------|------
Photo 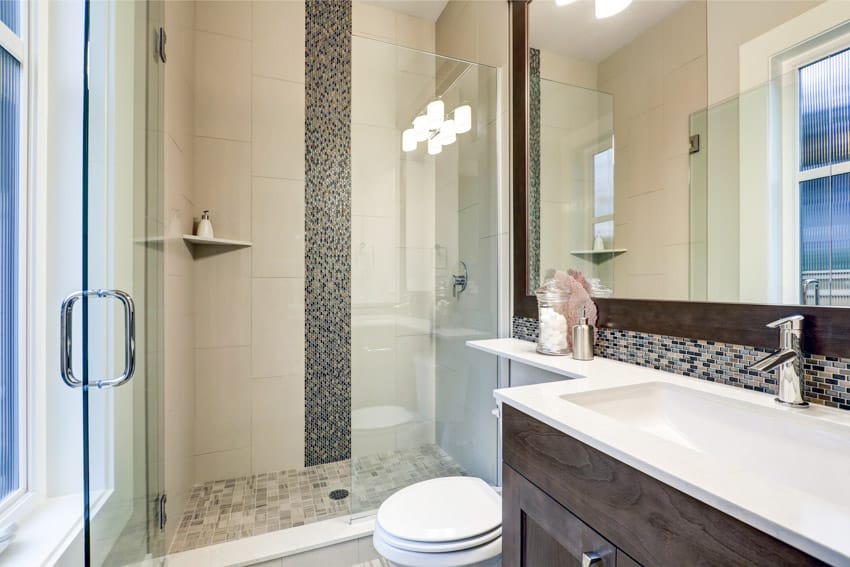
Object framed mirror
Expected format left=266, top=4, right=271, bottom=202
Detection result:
left=510, top=0, right=850, bottom=356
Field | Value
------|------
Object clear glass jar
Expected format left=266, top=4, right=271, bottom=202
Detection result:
left=535, top=279, right=570, bottom=355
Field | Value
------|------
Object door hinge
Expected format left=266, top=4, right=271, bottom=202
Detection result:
left=689, top=134, right=700, bottom=154
left=158, top=493, right=167, bottom=531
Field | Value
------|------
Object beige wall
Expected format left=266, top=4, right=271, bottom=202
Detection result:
left=707, top=0, right=821, bottom=104
left=163, top=0, right=196, bottom=546
left=598, top=0, right=706, bottom=300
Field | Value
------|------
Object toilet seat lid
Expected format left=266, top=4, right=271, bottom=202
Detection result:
left=376, top=476, right=501, bottom=543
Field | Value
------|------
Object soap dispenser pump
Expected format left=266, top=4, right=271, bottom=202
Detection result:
left=572, top=306, right=594, bottom=361
left=197, top=210, right=214, bottom=239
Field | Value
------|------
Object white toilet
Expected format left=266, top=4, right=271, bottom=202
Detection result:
left=372, top=476, right=502, bottom=567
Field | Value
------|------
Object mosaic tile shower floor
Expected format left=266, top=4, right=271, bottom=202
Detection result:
left=169, top=444, right=466, bottom=553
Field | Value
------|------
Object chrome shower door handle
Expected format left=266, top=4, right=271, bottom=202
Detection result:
left=60, top=289, right=136, bottom=389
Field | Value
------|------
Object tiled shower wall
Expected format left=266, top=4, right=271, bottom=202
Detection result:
left=512, top=316, right=850, bottom=410
left=188, top=0, right=307, bottom=482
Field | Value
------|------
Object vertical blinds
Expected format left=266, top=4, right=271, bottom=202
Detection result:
left=799, top=48, right=850, bottom=170
left=0, top=44, right=20, bottom=505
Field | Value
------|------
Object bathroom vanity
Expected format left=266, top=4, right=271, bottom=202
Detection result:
left=469, top=339, right=850, bottom=567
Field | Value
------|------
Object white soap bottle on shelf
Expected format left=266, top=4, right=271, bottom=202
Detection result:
left=196, top=210, right=215, bottom=239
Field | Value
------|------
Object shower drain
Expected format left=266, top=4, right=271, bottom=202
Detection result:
left=329, top=489, right=349, bottom=500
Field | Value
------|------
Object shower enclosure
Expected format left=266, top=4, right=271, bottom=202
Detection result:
left=60, top=1, right=499, bottom=561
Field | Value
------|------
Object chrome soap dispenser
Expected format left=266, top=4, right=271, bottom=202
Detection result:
left=572, top=306, right=594, bottom=361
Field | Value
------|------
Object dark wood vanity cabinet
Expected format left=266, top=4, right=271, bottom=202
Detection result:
left=502, top=405, right=826, bottom=567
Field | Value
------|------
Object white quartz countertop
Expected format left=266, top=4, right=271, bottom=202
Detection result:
left=468, top=338, right=850, bottom=566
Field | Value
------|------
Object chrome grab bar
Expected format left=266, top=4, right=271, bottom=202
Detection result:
left=60, top=289, right=136, bottom=389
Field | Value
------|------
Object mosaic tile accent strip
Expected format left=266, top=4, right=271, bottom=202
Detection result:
left=305, top=0, right=353, bottom=466
left=169, top=444, right=466, bottom=553
left=511, top=316, right=850, bottom=410
left=512, top=315, right=539, bottom=342
left=528, top=48, right=541, bottom=291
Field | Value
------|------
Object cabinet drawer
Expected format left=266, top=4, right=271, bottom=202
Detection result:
left=502, top=404, right=824, bottom=567
left=503, top=464, right=621, bottom=567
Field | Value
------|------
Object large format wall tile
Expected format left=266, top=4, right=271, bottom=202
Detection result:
left=194, top=31, right=251, bottom=141
left=251, top=177, right=304, bottom=278
left=253, top=1, right=305, bottom=83
left=194, top=346, right=251, bottom=454
left=252, top=76, right=305, bottom=180
left=251, top=277, right=305, bottom=379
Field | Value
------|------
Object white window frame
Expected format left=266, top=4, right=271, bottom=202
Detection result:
left=772, top=26, right=850, bottom=304
left=0, top=0, right=30, bottom=518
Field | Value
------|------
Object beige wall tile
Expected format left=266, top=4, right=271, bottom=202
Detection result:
left=351, top=316, right=396, bottom=410
left=436, top=1, right=477, bottom=63
left=194, top=346, right=251, bottom=454
left=252, top=177, right=304, bottom=278
left=252, top=76, right=305, bottom=180
left=352, top=1, right=396, bottom=42
left=251, top=278, right=305, bottom=378
left=253, top=1, right=305, bottom=83
left=195, top=0, right=252, bottom=39
left=351, top=124, right=399, bottom=218
left=352, top=39, right=398, bottom=129
left=396, top=12, right=436, bottom=52
left=194, top=31, right=251, bottom=141
left=193, top=137, right=252, bottom=241
left=194, top=447, right=252, bottom=484
left=251, top=375, right=305, bottom=473
left=194, top=248, right=251, bottom=348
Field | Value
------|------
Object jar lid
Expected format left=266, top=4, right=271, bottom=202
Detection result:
left=535, top=278, right=571, bottom=302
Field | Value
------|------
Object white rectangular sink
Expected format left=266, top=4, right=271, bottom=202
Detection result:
left=561, top=381, right=850, bottom=508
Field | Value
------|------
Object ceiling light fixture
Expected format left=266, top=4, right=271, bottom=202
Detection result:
left=595, top=0, right=632, bottom=19
left=402, top=102, right=472, bottom=155
left=555, top=0, right=632, bottom=19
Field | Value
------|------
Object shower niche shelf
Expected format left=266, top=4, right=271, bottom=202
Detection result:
left=182, top=234, right=253, bottom=248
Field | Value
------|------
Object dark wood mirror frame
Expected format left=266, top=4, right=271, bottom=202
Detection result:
left=509, top=0, right=850, bottom=358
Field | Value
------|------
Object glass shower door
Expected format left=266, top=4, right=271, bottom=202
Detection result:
left=72, top=0, right=164, bottom=564
left=350, top=36, right=500, bottom=516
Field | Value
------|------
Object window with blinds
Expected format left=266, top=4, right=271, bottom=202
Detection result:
left=0, top=0, right=22, bottom=509
left=798, top=48, right=850, bottom=306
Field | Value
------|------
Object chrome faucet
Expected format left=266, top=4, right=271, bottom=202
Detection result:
left=748, top=315, right=808, bottom=407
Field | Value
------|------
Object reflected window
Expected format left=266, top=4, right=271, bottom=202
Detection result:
left=592, top=147, right=614, bottom=248
left=798, top=48, right=850, bottom=305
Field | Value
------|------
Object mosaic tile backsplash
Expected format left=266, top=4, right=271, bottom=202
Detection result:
left=512, top=315, right=850, bottom=410
left=305, top=0, right=353, bottom=466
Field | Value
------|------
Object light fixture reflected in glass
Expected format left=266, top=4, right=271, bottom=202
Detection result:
left=454, top=105, right=472, bottom=133
left=439, top=119, right=457, bottom=145
left=595, top=0, right=631, bottom=18
left=426, top=99, right=445, bottom=129
left=403, top=100, right=471, bottom=155
left=412, top=115, right=430, bottom=142
left=402, top=129, right=417, bottom=152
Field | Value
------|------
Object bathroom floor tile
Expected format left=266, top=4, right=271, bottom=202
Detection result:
left=169, top=444, right=466, bottom=553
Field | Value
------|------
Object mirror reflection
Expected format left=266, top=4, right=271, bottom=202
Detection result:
left=528, top=0, right=850, bottom=307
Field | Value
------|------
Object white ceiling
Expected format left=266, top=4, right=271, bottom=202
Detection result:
left=531, top=0, right=688, bottom=63
left=365, top=0, right=450, bottom=23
